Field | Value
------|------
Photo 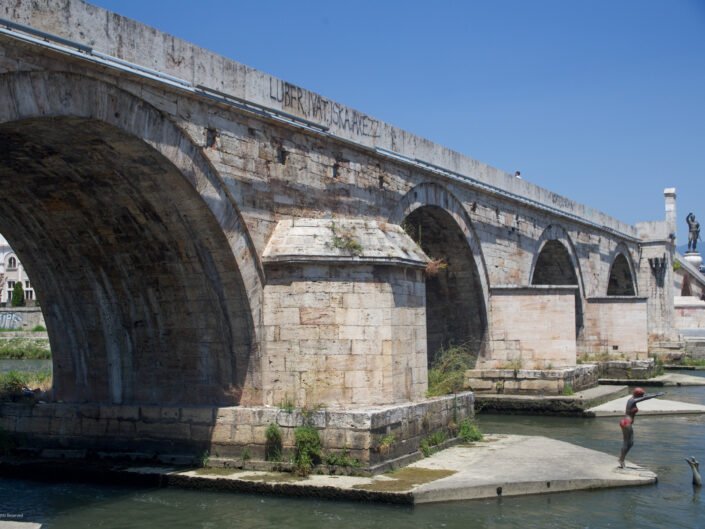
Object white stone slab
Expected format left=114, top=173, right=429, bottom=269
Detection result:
left=588, top=396, right=705, bottom=417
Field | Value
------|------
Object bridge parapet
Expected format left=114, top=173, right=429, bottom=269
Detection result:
left=2, top=0, right=638, bottom=238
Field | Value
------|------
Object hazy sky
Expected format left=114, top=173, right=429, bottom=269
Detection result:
left=90, top=0, right=705, bottom=244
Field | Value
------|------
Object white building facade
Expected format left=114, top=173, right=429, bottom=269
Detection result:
left=0, top=234, right=36, bottom=305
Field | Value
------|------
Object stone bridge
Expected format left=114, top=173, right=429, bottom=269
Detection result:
left=0, top=1, right=678, bottom=467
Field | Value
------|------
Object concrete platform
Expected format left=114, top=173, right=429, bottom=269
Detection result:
left=128, top=434, right=656, bottom=504
left=409, top=435, right=656, bottom=503
left=0, top=523, right=42, bottom=529
left=599, top=372, right=705, bottom=387
left=474, top=384, right=628, bottom=415
left=588, top=395, right=705, bottom=417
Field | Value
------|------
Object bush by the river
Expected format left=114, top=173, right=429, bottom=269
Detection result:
left=0, top=338, right=51, bottom=359
left=427, top=343, right=477, bottom=397
left=0, top=369, right=52, bottom=400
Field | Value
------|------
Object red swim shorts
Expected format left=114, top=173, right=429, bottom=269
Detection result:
left=619, top=417, right=632, bottom=428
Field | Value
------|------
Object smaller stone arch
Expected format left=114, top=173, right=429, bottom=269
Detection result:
left=391, top=182, right=490, bottom=362
left=607, top=246, right=637, bottom=296
left=391, top=182, right=490, bottom=306
left=529, top=225, right=584, bottom=292
left=530, top=225, right=585, bottom=337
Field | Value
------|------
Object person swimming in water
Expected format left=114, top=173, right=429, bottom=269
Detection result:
left=618, top=387, right=665, bottom=468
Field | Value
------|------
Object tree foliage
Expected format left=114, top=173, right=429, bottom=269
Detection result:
left=11, top=282, right=24, bottom=307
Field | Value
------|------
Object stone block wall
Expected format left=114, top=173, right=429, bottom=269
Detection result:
left=674, top=297, right=705, bottom=329
left=0, top=307, right=45, bottom=330
left=262, top=264, right=427, bottom=407
left=465, top=365, right=597, bottom=395
left=0, top=393, right=474, bottom=470
left=483, top=286, right=577, bottom=369
left=581, top=297, right=648, bottom=360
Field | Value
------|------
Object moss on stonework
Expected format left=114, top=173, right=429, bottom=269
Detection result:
left=192, top=467, right=243, bottom=476
left=352, top=467, right=456, bottom=492
left=239, top=472, right=305, bottom=483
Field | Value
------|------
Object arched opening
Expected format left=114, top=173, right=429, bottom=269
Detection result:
left=403, top=206, right=487, bottom=364
left=531, top=240, right=578, bottom=285
left=607, top=253, right=636, bottom=295
left=531, top=239, right=582, bottom=336
left=0, top=117, right=254, bottom=406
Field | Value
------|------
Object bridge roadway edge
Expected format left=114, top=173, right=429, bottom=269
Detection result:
left=0, top=2, right=639, bottom=239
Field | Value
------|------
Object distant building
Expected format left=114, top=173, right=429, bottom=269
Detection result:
left=0, top=234, right=36, bottom=305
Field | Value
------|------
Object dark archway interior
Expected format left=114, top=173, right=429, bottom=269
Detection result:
left=531, top=239, right=582, bottom=336
left=607, top=254, right=636, bottom=295
left=531, top=240, right=578, bottom=285
left=0, top=118, right=253, bottom=406
left=403, top=206, right=487, bottom=364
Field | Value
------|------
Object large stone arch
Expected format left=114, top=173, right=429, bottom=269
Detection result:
left=0, top=71, right=263, bottom=406
left=391, top=182, right=490, bottom=362
left=530, top=225, right=585, bottom=336
left=607, top=244, right=638, bottom=296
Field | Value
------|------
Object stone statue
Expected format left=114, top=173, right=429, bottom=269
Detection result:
left=618, top=387, right=664, bottom=469
left=686, top=213, right=700, bottom=252
left=686, top=456, right=702, bottom=487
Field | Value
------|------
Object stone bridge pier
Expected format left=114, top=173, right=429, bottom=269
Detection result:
left=0, top=1, right=677, bottom=469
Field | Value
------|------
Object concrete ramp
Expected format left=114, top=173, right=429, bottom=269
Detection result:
left=409, top=435, right=655, bottom=503
left=588, top=396, right=705, bottom=416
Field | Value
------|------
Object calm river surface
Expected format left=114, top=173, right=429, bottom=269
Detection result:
left=2, top=372, right=704, bottom=529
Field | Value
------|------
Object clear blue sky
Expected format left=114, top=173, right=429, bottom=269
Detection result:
left=90, top=0, right=705, bottom=244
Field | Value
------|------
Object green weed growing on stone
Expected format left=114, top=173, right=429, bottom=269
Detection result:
left=379, top=433, right=396, bottom=448
left=458, top=418, right=483, bottom=443
left=31, top=325, right=46, bottom=332
left=294, top=425, right=322, bottom=476
left=562, top=383, right=575, bottom=396
left=419, top=431, right=447, bottom=457
left=324, top=449, right=360, bottom=469
left=328, top=222, right=363, bottom=256
left=265, top=423, right=283, bottom=462
left=427, top=343, right=477, bottom=397
left=681, top=356, right=705, bottom=368
left=279, top=395, right=295, bottom=413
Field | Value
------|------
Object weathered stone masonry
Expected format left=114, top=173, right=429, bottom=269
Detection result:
left=0, top=1, right=677, bottom=464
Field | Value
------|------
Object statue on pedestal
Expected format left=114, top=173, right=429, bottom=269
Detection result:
left=686, top=213, right=700, bottom=252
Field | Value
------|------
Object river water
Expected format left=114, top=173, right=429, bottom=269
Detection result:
left=1, top=373, right=703, bottom=529
left=0, top=359, right=51, bottom=373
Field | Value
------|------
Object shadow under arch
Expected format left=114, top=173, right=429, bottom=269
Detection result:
left=391, top=182, right=490, bottom=362
left=529, top=225, right=585, bottom=337
left=606, top=244, right=638, bottom=296
left=0, top=71, right=262, bottom=406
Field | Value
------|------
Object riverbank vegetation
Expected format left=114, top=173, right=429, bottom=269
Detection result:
left=679, top=356, right=705, bottom=368
left=427, top=343, right=476, bottom=397
left=0, top=369, right=51, bottom=400
left=0, top=338, right=51, bottom=359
